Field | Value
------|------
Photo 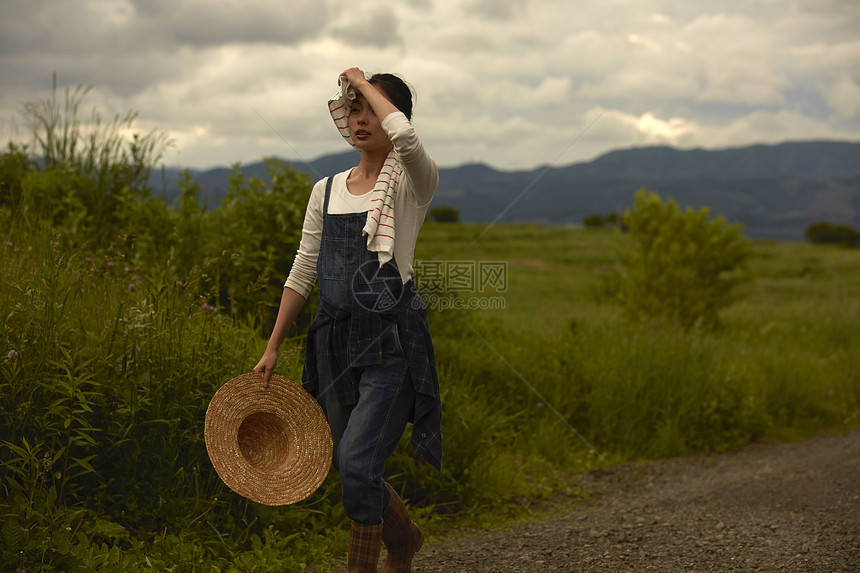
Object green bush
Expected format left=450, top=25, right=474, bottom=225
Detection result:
left=17, top=74, right=172, bottom=251
left=203, top=159, right=313, bottom=329
left=608, top=189, right=752, bottom=330
left=5, top=74, right=314, bottom=331
left=583, top=212, right=623, bottom=229
left=0, top=143, right=35, bottom=212
left=805, top=221, right=860, bottom=247
left=430, top=206, right=459, bottom=223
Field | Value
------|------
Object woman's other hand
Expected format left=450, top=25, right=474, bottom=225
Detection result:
left=253, top=349, right=278, bottom=388
left=253, top=287, right=308, bottom=388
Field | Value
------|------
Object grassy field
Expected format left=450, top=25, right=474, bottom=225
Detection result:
left=413, top=222, right=859, bottom=456
left=417, top=222, right=860, bottom=336
left=2, top=217, right=859, bottom=571
left=417, top=223, right=614, bottom=335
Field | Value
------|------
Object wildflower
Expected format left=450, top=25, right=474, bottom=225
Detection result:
left=87, top=257, right=94, bottom=263
left=202, top=303, right=215, bottom=312
left=175, top=280, right=183, bottom=286
left=124, top=266, right=130, bottom=273
left=5, top=241, right=12, bottom=248
left=7, top=350, right=18, bottom=360
left=536, top=402, right=544, bottom=408
left=107, top=261, right=114, bottom=270
left=128, top=283, right=136, bottom=292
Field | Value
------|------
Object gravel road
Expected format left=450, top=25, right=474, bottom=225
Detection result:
left=410, top=429, right=859, bottom=573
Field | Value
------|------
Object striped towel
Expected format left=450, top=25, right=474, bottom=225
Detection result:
left=328, top=76, right=402, bottom=267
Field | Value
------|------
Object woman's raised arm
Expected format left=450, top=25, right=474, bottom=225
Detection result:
left=340, top=67, right=399, bottom=121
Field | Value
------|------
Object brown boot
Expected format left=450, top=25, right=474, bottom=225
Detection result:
left=381, top=483, right=424, bottom=573
left=348, top=521, right=383, bottom=573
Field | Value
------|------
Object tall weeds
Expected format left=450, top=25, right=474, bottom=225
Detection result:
left=0, top=220, right=345, bottom=571
left=0, top=78, right=327, bottom=570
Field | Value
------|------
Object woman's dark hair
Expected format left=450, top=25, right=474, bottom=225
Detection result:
left=369, top=73, right=414, bottom=120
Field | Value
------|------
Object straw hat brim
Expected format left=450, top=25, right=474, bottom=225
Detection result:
left=204, top=372, right=333, bottom=506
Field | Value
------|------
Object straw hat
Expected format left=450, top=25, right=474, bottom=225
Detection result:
left=204, top=372, right=333, bottom=506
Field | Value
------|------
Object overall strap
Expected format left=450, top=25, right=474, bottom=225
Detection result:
left=322, top=176, right=334, bottom=214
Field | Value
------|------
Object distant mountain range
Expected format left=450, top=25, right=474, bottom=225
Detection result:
left=149, top=140, right=860, bottom=241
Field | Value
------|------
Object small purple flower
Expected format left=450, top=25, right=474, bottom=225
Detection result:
left=107, top=262, right=114, bottom=270
left=202, top=303, right=216, bottom=312
left=124, top=266, right=130, bottom=273
left=175, top=280, right=183, bottom=286
left=7, top=350, right=18, bottom=360
left=536, top=402, right=544, bottom=408
left=5, top=241, right=12, bottom=248
left=110, top=241, right=116, bottom=248
left=128, top=283, right=136, bottom=292
left=87, top=257, right=94, bottom=263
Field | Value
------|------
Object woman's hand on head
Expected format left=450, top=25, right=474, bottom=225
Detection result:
left=340, top=67, right=368, bottom=89
left=339, top=67, right=399, bottom=121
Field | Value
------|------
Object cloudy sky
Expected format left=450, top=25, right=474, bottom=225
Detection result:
left=1, top=0, right=858, bottom=171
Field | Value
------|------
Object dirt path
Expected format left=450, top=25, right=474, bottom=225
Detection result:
left=411, top=429, right=860, bottom=573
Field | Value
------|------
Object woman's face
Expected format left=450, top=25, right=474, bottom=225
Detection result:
left=348, top=90, right=394, bottom=153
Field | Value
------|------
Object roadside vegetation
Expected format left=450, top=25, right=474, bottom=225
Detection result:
left=2, top=82, right=858, bottom=572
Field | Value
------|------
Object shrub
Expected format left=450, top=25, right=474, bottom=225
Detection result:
left=583, top=212, right=624, bottom=229
left=6, top=74, right=315, bottom=330
left=582, top=213, right=605, bottom=228
left=0, top=143, right=35, bottom=212
left=202, top=158, right=313, bottom=329
left=609, top=188, right=752, bottom=330
left=16, top=73, right=172, bottom=250
left=430, top=206, right=459, bottom=223
left=805, top=221, right=860, bottom=247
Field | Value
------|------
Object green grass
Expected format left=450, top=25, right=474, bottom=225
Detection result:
left=415, top=222, right=860, bottom=455
left=2, top=218, right=858, bottom=571
left=416, top=223, right=618, bottom=335
left=417, top=222, right=860, bottom=336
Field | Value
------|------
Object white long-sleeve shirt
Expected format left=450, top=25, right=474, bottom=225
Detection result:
left=284, top=111, right=438, bottom=298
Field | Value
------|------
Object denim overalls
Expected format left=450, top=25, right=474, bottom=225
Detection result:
left=302, top=176, right=442, bottom=525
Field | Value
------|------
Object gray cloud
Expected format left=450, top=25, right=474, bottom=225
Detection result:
left=1, top=0, right=859, bottom=170
left=464, top=0, right=528, bottom=21
left=0, top=0, right=331, bottom=95
left=330, top=8, right=402, bottom=48
left=128, top=0, right=330, bottom=47
left=1, top=1, right=330, bottom=52
left=403, top=0, right=434, bottom=10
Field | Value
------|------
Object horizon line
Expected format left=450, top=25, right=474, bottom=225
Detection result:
left=155, top=137, right=860, bottom=172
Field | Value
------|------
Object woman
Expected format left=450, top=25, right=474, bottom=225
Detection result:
left=254, top=67, right=441, bottom=573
